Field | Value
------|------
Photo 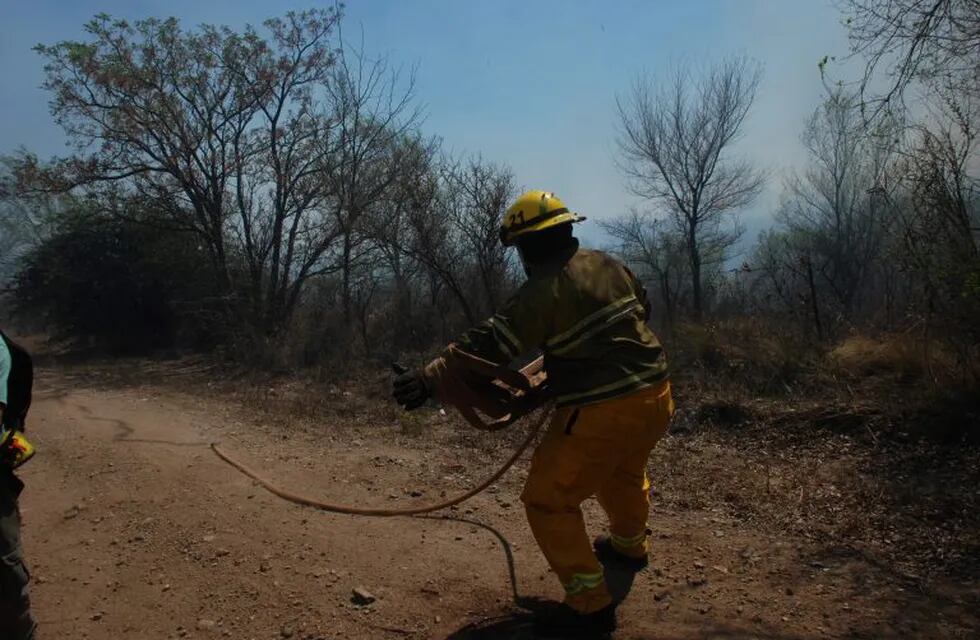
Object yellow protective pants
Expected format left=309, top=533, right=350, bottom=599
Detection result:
left=520, top=381, right=674, bottom=613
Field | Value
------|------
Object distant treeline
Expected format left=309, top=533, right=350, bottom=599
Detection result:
left=0, top=2, right=976, bottom=381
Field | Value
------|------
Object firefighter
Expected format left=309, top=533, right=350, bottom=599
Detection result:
left=0, top=332, right=37, bottom=640
left=393, top=191, right=674, bottom=637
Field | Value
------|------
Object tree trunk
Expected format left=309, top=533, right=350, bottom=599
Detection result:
left=804, top=253, right=824, bottom=341
left=342, top=232, right=352, bottom=327
left=659, top=269, right=674, bottom=333
left=688, top=225, right=703, bottom=321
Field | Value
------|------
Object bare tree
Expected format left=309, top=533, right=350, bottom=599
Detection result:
left=231, top=11, right=345, bottom=333
left=779, top=89, right=893, bottom=317
left=377, top=154, right=519, bottom=327
left=400, top=177, right=479, bottom=325
left=835, top=0, right=979, bottom=353
left=322, top=40, right=422, bottom=327
left=750, top=228, right=828, bottom=340
left=365, top=134, right=440, bottom=345
left=842, top=0, right=980, bottom=115
left=892, top=77, right=979, bottom=334
left=441, top=156, right=518, bottom=315
left=616, top=57, right=764, bottom=319
left=903, top=78, right=979, bottom=258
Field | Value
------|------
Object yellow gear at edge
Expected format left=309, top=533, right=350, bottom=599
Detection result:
left=0, top=429, right=36, bottom=469
left=499, top=190, right=585, bottom=246
left=521, top=380, right=674, bottom=613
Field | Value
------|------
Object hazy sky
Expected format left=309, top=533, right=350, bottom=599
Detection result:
left=0, top=0, right=860, bottom=249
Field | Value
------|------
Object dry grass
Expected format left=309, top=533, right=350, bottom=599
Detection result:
left=830, top=333, right=945, bottom=381
left=652, top=400, right=980, bottom=583
left=641, top=322, right=980, bottom=585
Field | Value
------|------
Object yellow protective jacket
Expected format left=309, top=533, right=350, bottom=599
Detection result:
left=454, top=242, right=668, bottom=408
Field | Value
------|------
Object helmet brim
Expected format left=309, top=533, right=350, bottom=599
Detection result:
left=500, top=213, right=586, bottom=246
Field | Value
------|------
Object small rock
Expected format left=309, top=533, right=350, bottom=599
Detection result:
left=351, top=587, right=376, bottom=606
left=197, top=619, right=216, bottom=631
left=91, top=612, right=103, bottom=621
left=410, top=490, right=424, bottom=497
left=280, top=622, right=295, bottom=638
left=785, top=587, right=794, bottom=596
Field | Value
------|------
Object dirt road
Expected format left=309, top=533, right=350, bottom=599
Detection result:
left=16, top=361, right=977, bottom=639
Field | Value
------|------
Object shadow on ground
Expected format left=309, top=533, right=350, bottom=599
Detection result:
left=445, top=611, right=814, bottom=640
left=443, top=547, right=650, bottom=639
left=443, top=548, right=820, bottom=640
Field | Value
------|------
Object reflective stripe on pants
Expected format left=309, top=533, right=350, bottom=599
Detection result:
left=609, top=530, right=649, bottom=557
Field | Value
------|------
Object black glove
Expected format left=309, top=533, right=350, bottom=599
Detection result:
left=392, top=367, right=430, bottom=410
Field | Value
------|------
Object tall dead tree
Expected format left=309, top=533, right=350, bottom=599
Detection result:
left=322, top=42, right=421, bottom=327
left=780, top=89, right=892, bottom=317
left=366, top=134, right=440, bottom=342
left=616, top=57, right=764, bottom=319
left=441, top=156, right=517, bottom=316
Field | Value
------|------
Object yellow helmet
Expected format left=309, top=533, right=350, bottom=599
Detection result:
left=499, top=190, right=585, bottom=246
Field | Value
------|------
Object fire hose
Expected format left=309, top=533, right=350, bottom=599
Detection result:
left=210, top=351, right=551, bottom=517
left=210, top=408, right=548, bottom=516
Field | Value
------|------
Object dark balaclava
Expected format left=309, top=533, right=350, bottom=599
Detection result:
left=515, top=223, right=577, bottom=275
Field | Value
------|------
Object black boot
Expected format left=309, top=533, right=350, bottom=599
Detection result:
left=593, top=536, right=649, bottom=571
left=533, top=602, right=616, bottom=638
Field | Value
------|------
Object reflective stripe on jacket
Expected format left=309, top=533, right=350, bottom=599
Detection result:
left=455, top=243, right=668, bottom=407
